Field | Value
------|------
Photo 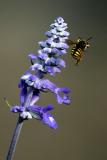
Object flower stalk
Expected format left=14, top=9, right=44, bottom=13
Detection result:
left=6, top=89, right=33, bottom=160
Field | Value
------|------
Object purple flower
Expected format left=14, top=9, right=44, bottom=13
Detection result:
left=43, top=47, right=52, bottom=53
left=30, top=63, right=44, bottom=71
left=19, top=73, right=35, bottom=88
left=19, top=73, right=71, bottom=106
left=20, top=87, right=27, bottom=106
left=30, top=91, right=40, bottom=106
left=45, top=31, right=52, bottom=37
left=51, top=48, right=67, bottom=56
left=55, top=42, right=69, bottom=49
left=38, top=51, right=48, bottom=60
left=59, top=30, right=70, bottom=37
left=38, top=41, right=47, bottom=48
left=42, top=113, right=57, bottom=129
left=27, top=105, right=57, bottom=129
left=45, top=66, right=61, bottom=76
left=55, top=17, right=64, bottom=24
left=28, top=16, right=70, bottom=76
left=57, top=59, right=66, bottom=67
left=28, top=53, right=37, bottom=60
left=11, top=17, right=71, bottom=130
left=55, top=87, right=71, bottom=104
left=11, top=106, right=25, bottom=113
left=11, top=104, right=57, bottom=129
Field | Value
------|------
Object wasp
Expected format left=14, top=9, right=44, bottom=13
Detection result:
left=67, top=37, right=92, bottom=65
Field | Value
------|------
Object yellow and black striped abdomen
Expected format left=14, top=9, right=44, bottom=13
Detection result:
left=71, top=48, right=82, bottom=61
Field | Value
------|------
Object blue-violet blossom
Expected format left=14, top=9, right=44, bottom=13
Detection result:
left=11, top=17, right=71, bottom=129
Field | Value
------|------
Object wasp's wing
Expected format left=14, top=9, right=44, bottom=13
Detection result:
left=66, top=39, right=76, bottom=46
left=86, top=37, right=92, bottom=41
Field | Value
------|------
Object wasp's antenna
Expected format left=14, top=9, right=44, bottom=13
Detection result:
left=87, top=37, right=92, bottom=41
left=3, top=97, right=11, bottom=108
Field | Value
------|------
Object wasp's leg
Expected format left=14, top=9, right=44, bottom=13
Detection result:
left=75, top=59, right=80, bottom=65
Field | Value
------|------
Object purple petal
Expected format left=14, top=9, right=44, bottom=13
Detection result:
left=57, top=87, right=71, bottom=94
left=11, top=106, right=25, bottom=113
left=55, top=87, right=71, bottom=104
left=63, top=95, right=71, bottom=104
left=60, top=22, right=67, bottom=28
left=55, top=42, right=69, bottom=49
left=18, top=79, right=26, bottom=88
left=60, top=31, right=70, bottom=37
left=28, top=104, right=57, bottom=129
left=28, top=53, right=37, bottom=60
left=21, top=73, right=31, bottom=81
left=20, top=111, right=32, bottom=119
left=51, top=29, right=57, bottom=35
left=46, top=38, right=53, bottom=45
left=57, top=59, right=66, bottom=68
left=42, top=105, right=54, bottom=112
left=42, top=113, right=58, bottom=129
left=18, top=72, right=32, bottom=88
left=38, top=52, right=48, bottom=60
left=45, top=66, right=52, bottom=73
left=43, top=47, right=52, bottom=53
left=56, top=17, right=64, bottom=24
left=41, top=79, right=57, bottom=92
left=45, top=31, right=52, bottom=37
left=20, top=87, right=27, bottom=106
left=56, top=95, right=63, bottom=104
left=30, top=90, right=40, bottom=106
left=61, top=49, right=67, bottom=54
left=45, top=66, right=61, bottom=76
left=56, top=94, right=70, bottom=104
left=30, top=63, right=44, bottom=71
left=34, top=78, right=42, bottom=89
left=26, top=105, right=57, bottom=129
left=53, top=67, right=61, bottom=73
left=51, top=48, right=66, bottom=55
left=38, top=41, right=47, bottom=48
left=27, top=105, right=41, bottom=113
left=56, top=26, right=66, bottom=32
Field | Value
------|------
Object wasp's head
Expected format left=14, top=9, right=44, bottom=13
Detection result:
left=85, top=41, right=90, bottom=49
left=85, top=37, right=92, bottom=49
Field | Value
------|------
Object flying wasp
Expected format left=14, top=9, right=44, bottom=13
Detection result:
left=67, top=37, right=92, bottom=65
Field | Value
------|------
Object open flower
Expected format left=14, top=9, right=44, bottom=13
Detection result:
left=18, top=73, right=71, bottom=106
left=11, top=105, right=57, bottom=129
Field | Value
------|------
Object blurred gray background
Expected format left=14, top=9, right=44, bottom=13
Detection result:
left=0, top=0, right=107, bottom=160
